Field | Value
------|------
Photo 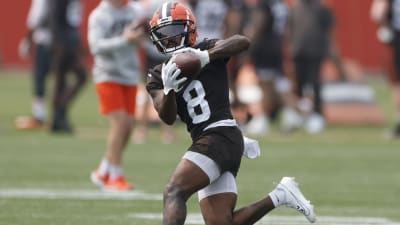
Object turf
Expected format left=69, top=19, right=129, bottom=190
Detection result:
left=0, top=70, right=399, bottom=225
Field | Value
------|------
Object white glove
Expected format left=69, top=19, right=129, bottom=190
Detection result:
left=162, top=56, right=187, bottom=95
left=242, top=136, right=261, bottom=159
left=174, top=47, right=210, bottom=68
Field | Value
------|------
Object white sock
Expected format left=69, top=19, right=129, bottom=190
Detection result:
left=109, top=164, right=123, bottom=180
left=269, top=188, right=286, bottom=207
left=98, top=158, right=110, bottom=176
left=32, top=98, right=46, bottom=121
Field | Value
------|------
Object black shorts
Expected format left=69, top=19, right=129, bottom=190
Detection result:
left=188, top=126, right=244, bottom=177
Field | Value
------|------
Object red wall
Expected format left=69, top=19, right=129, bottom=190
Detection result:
left=0, top=0, right=99, bottom=68
left=0, top=0, right=390, bottom=70
left=0, top=1, right=30, bottom=67
left=329, top=0, right=389, bottom=70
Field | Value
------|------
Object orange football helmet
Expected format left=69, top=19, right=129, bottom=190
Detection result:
left=149, top=1, right=197, bottom=54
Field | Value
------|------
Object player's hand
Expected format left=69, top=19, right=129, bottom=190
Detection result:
left=123, top=24, right=146, bottom=44
left=174, top=47, right=210, bottom=68
left=161, top=56, right=187, bottom=95
left=18, top=37, right=32, bottom=60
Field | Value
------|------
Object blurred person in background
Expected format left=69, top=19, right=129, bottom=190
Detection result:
left=146, top=2, right=316, bottom=224
left=211, top=0, right=257, bottom=128
left=15, top=0, right=52, bottom=130
left=242, top=0, right=302, bottom=136
left=48, top=0, right=88, bottom=133
left=371, top=0, right=400, bottom=139
left=130, top=0, right=175, bottom=144
left=286, top=0, right=334, bottom=134
left=188, top=0, right=229, bottom=42
left=188, top=0, right=251, bottom=127
left=88, top=0, right=147, bottom=191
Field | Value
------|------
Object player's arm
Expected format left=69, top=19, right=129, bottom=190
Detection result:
left=208, top=34, right=250, bottom=60
left=174, top=34, right=250, bottom=68
left=148, top=89, right=178, bottom=125
left=88, top=13, right=145, bottom=55
left=147, top=58, right=187, bottom=125
left=370, top=0, right=389, bottom=25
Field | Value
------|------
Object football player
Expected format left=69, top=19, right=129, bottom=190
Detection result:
left=371, top=0, right=400, bottom=139
left=48, top=0, right=88, bottom=133
left=88, top=0, right=147, bottom=191
left=15, top=0, right=52, bottom=130
left=146, top=1, right=316, bottom=225
left=242, top=0, right=303, bottom=135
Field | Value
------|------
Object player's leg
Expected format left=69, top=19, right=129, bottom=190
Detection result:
left=294, top=58, right=310, bottom=115
left=64, top=59, right=87, bottom=104
left=163, top=128, right=242, bottom=225
left=15, top=44, right=52, bottom=130
left=275, top=75, right=303, bottom=133
left=304, top=58, right=325, bottom=134
left=51, top=45, right=71, bottom=132
left=163, top=156, right=211, bottom=225
left=388, top=39, right=400, bottom=138
left=199, top=172, right=274, bottom=225
left=56, top=37, right=87, bottom=110
left=391, top=82, right=400, bottom=137
left=309, top=58, right=323, bottom=116
left=200, top=175, right=316, bottom=225
left=65, top=42, right=87, bottom=105
left=238, top=176, right=316, bottom=224
left=105, top=84, right=137, bottom=190
left=91, top=83, right=135, bottom=190
left=52, top=32, right=86, bottom=132
left=102, top=110, right=134, bottom=190
left=32, top=44, right=52, bottom=122
left=105, top=111, right=134, bottom=167
left=237, top=65, right=268, bottom=136
left=199, top=183, right=239, bottom=225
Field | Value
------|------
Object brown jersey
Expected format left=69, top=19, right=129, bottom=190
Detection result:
left=146, top=39, right=234, bottom=140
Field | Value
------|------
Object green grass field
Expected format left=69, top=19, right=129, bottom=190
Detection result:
left=0, top=70, right=399, bottom=225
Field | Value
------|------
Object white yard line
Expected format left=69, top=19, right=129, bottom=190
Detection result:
left=129, top=213, right=400, bottom=225
left=1, top=188, right=399, bottom=225
left=0, top=188, right=162, bottom=200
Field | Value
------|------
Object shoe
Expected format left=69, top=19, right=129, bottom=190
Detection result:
left=103, top=176, right=133, bottom=191
left=386, top=123, right=400, bottom=139
left=90, top=170, right=109, bottom=187
left=280, top=107, right=303, bottom=133
left=50, top=120, right=74, bottom=134
left=304, top=113, right=325, bottom=134
left=50, top=109, right=74, bottom=134
left=276, top=177, right=316, bottom=223
left=244, top=115, right=269, bottom=136
left=15, top=116, right=44, bottom=130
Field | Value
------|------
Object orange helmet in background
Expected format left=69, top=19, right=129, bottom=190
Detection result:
left=149, top=1, right=197, bottom=54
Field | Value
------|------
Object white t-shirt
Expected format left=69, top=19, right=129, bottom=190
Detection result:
left=193, top=0, right=228, bottom=42
left=27, top=0, right=51, bottom=45
left=88, top=1, right=142, bottom=85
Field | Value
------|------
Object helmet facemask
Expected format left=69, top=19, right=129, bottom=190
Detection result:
left=150, top=20, right=195, bottom=54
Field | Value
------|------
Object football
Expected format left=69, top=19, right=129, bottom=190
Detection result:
left=173, top=52, right=202, bottom=79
